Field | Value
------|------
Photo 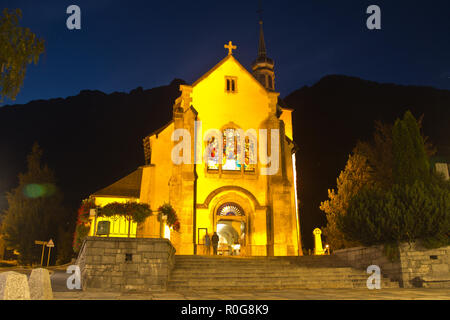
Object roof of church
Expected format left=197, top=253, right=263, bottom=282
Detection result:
left=92, top=168, right=142, bottom=198
left=191, top=54, right=268, bottom=93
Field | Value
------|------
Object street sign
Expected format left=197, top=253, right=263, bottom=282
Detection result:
left=35, top=240, right=48, bottom=266
left=47, top=239, right=55, bottom=247
left=46, top=239, right=55, bottom=267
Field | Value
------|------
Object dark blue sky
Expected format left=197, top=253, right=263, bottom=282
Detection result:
left=3, top=0, right=450, bottom=105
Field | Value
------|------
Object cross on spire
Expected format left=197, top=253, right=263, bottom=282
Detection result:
left=224, top=41, right=237, bottom=55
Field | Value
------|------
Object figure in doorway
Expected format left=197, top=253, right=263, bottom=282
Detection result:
left=212, top=232, right=219, bottom=255
left=204, top=233, right=211, bottom=255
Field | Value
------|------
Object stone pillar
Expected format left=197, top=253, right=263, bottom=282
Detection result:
left=29, top=268, right=53, bottom=300
left=313, top=228, right=325, bottom=255
left=0, top=271, right=30, bottom=300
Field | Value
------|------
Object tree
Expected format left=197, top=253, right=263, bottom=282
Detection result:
left=1, top=143, right=68, bottom=265
left=339, top=180, right=450, bottom=249
left=0, top=8, right=45, bottom=102
left=392, top=111, right=431, bottom=185
left=337, top=111, right=450, bottom=250
left=355, top=121, right=394, bottom=189
left=320, top=152, right=371, bottom=249
left=322, top=111, right=439, bottom=250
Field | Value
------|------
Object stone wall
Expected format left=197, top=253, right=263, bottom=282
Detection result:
left=77, top=237, right=175, bottom=292
left=334, top=242, right=450, bottom=288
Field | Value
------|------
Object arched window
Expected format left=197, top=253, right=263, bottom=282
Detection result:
left=206, top=136, right=219, bottom=170
left=217, top=203, right=244, bottom=216
left=244, top=136, right=256, bottom=172
left=207, top=128, right=256, bottom=172
left=222, top=128, right=241, bottom=171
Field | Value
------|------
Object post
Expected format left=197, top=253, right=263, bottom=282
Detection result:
left=40, top=244, right=45, bottom=266
left=313, top=228, right=325, bottom=255
left=46, top=247, right=52, bottom=266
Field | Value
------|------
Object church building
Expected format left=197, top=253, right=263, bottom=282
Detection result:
left=87, top=20, right=303, bottom=256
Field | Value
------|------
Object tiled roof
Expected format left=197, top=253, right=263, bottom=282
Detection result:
left=92, top=168, right=142, bottom=198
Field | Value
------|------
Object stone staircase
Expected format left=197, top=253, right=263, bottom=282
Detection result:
left=167, top=255, right=399, bottom=290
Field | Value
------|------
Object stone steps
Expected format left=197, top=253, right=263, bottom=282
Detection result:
left=168, top=279, right=398, bottom=290
left=168, top=255, right=400, bottom=290
left=171, top=267, right=362, bottom=274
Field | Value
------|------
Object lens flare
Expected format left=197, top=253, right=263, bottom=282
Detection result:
left=23, top=183, right=56, bottom=198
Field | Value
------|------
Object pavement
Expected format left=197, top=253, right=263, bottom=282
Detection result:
left=53, top=288, right=450, bottom=300
left=2, top=267, right=449, bottom=300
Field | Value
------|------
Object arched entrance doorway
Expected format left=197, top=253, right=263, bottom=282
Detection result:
left=215, top=202, right=245, bottom=256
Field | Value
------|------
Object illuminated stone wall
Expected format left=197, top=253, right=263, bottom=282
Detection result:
left=137, top=55, right=302, bottom=256
left=88, top=54, right=303, bottom=256
left=77, top=237, right=175, bottom=292
left=138, top=55, right=301, bottom=256
left=334, top=242, right=450, bottom=288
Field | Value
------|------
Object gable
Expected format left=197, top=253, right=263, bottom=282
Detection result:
left=192, top=55, right=268, bottom=92
left=191, top=55, right=273, bottom=130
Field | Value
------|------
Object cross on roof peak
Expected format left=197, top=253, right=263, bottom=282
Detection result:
left=224, top=41, right=237, bottom=55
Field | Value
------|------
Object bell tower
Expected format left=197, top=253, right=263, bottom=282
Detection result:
left=251, top=6, right=275, bottom=91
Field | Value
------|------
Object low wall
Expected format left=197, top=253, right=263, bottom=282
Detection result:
left=334, top=242, right=450, bottom=288
left=77, top=237, right=175, bottom=292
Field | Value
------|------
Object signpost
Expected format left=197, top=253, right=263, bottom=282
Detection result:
left=34, top=240, right=47, bottom=266
left=46, top=239, right=55, bottom=266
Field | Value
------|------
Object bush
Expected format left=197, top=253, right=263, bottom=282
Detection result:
left=100, top=202, right=152, bottom=223
left=158, top=203, right=180, bottom=232
left=339, top=179, right=450, bottom=249
left=73, top=199, right=96, bottom=253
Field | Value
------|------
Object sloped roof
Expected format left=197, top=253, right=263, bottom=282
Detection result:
left=92, top=168, right=142, bottom=198
left=191, top=54, right=268, bottom=92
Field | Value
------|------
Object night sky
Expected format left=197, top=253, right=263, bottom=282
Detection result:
left=2, top=0, right=450, bottom=105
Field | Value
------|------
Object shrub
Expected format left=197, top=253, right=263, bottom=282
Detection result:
left=158, top=203, right=180, bottom=231
left=99, top=202, right=152, bottom=224
left=339, top=179, right=450, bottom=249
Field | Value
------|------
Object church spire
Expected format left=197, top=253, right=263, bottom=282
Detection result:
left=258, top=20, right=267, bottom=58
left=252, top=1, right=275, bottom=90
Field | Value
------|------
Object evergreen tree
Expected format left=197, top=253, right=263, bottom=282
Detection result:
left=1, top=143, right=68, bottom=265
left=392, top=111, right=430, bottom=185
left=320, top=152, right=371, bottom=249
left=338, top=111, right=450, bottom=249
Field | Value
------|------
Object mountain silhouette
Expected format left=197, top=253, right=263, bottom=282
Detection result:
left=1, top=75, right=449, bottom=249
left=284, top=75, right=450, bottom=248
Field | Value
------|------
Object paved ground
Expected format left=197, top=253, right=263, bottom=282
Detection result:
left=53, top=288, right=450, bottom=300
left=3, top=267, right=449, bottom=300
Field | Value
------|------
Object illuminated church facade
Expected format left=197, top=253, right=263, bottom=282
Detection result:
left=88, top=21, right=303, bottom=256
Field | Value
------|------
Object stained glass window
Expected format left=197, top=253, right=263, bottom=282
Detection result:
left=222, top=128, right=241, bottom=171
left=244, top=136, right=256, bottom=172
left=207, top=136, right=219, bottom=170
left=217, top=203, right=244, bottom=216
left=207, top=128, right=255, bottom=172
